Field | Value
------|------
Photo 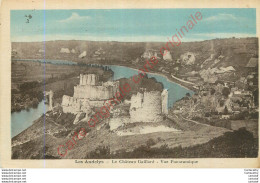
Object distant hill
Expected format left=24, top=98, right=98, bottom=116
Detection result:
left=11, top=37, right=258, bottom=73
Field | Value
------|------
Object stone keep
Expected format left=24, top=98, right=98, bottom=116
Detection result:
left=80, top=74, right=98, bottom=86
left=75, top=74, right=119, bottom=100
left=62, top=74, right=119, bottom=114
left=130, top=91, right=163, bottom=123
left=62, top=95, right=105, bottom=114
left=74, top=81, right=119, bottom=100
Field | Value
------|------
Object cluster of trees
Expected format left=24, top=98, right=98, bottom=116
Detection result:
left=20, top=81, right=41, bottom=92
left=222, top=87, right=230, bottom=98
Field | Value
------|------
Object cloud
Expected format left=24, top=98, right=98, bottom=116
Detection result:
left=58, top=13, right=90, bottom=23
left=203, top=13, right=239, bottom=22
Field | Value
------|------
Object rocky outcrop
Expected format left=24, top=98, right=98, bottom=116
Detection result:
left=199, top=66, right=236, bottom=83
left=163, top=50, right=172, bottom=61
left=60, top=48, right=70, bottom=53
left=180, top=52, right=195, bottom=65
left=141, top=49, right=158, bottom=59
left=109, top=117, right=130, bottom=131
left=79, top=51, right=87, bottom=58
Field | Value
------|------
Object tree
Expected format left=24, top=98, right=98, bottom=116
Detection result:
left=223, top=106, right=228, bottom=115
left=32, top=98, right=39, bottom=108
left=222, top=87, right=230, bottom=98
left=146, top=138, right=156, bottom=147
left=210, top=88, right=216, bottom=95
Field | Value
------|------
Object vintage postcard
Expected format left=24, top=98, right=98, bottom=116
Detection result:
left=0, top=0, right=259, bottom=168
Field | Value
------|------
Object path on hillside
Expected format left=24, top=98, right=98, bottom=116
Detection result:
left=171, top=74, right=196, bottom=86
left=178, top=115, right=211, bottom=127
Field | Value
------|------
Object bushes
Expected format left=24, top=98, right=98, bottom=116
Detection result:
left=32, top=98, right=39, bottom=108
left=146, top=138, right=156, bottom=147
left=86, top=146, right=111, bottom=159
left=56, top=113, right=76, bottom=127
left=250, top=112, right=258, bottom=119
left=230, top=111, right=249, bottom=120
left=222, top=87, right=230, bottom=98
left=98, top=128, right=257, bottom=159
left=20, top=81, right=41, bottom=91
left=192, top=117, right=231, bottom=129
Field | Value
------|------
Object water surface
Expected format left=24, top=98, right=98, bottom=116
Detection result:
left=11, top=100, right=48, bottom=137
left=106, top=65, right=194, bottom=108
left=11, top=59, right=193, bottom=137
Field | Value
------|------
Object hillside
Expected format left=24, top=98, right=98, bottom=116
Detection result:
left=11, top=38, right=258, bottom=87
left=12, top=38, right=258, bottom=68
left=12, top=109, right=230, bottom=159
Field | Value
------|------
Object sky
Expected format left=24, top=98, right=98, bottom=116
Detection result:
left=11, top=9, right=256, bottom=42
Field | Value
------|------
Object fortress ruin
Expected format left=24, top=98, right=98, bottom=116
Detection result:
left=62, top=74, right=119, bottom=114
left=61, top=73, right=169, bottom=128
left=129, top=89, right=168, bottom=123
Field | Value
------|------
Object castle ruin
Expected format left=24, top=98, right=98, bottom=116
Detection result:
left=129, top=89, right=168, bottom=123
left=62, top=74, right=119, bottom=114
left=61, top=73, right=169, bottom=127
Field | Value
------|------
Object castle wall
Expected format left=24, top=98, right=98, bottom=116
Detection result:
left=74, top=80, right=119, bottom=100
left=161, top=89, right=168, bottom=114
left=130, top=92, right=143, bottom=109
left=102, top=81, right=119, bottom=96
left=74, top=85, right=114, bottom=100
left=130, top=91, right=163, bottom=123
left=62, top=95, right=107, bottom=114
left=61, top=95, right=71, bottom=106
left=62, top=96, right=81, bottom=114
left=80, top=74, right=98, bottom=86
left=62, top=73, right=168, bottom=125
left=62, top=74, right=120, bottom=114
left=49, top=91, right=53, bottom=110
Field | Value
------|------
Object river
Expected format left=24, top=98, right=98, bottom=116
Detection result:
left=106, top=65, right=194, bottom=107
left=11, top=100, right=49, bottom=137
left=11, top=59, right=194, bottom=137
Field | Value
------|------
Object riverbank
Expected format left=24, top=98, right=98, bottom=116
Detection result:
left=11, top=100, right=49, bottom=138
left=11, top=59, right=114, bottom=112
left=105, top=63, right=197, bottom=92
left=12, top=58, right=197, bottom=92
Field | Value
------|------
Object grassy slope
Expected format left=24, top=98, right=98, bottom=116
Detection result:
left=12, top=111, right=230, bottom=159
